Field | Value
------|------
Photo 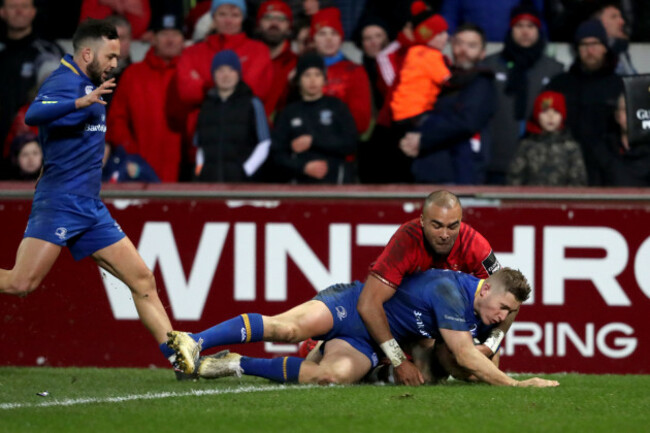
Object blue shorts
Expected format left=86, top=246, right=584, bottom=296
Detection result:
left=313, top=282, right=379, bottom=367
left=24, top=191, right=126, bottom=261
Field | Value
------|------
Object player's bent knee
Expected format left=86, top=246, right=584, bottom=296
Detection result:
left=6, top=277, right=40, bottom=296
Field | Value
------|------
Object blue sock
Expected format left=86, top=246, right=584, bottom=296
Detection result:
left=240, top=356, right=303, bottom=383
left=159, top=342, right=175, bottom=360
left=190, top=313, right=264, bottom=350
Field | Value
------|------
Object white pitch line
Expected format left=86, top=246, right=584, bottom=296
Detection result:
left=0, top=384, right=321, bottom=410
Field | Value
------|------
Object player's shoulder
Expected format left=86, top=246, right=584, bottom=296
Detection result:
left=39, top=65, right=86, bottom=95
left=459, top=221, right=492, bottom=253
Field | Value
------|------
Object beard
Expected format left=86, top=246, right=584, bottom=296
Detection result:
left=257, top=27, right=290, bottom=48
left=86, top=57, right=104, bottom=86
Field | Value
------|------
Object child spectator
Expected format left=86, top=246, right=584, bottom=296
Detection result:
left=271, top=53, right=358, bottom=184
left=390, top=1, right=450, bottom=124
left=194, top=50, right=271, bottom=182
left=8, top=132, right=42, bottom=181
left=102, top=144, right=160, bottom=183
left=508, top=91, right=587, bottom=186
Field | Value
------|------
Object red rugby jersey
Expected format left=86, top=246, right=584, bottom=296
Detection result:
left=369, top=218, right=500, bottom=288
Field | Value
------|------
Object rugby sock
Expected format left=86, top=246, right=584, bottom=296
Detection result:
left=189, top=313, right=264, bottom=350
left=159, top=342, right=176, bottom=363
left=240, top=356, right=303, bottom=383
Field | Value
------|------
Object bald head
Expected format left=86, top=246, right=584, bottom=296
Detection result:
left=424, top=190, right=462, bottom=212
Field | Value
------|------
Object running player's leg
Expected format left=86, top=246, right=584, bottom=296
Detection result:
left=0, top=238, right=61, bottom=295
left=91, top=236, right=172, bottom=344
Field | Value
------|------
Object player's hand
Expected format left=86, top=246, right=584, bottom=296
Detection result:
left=75, top=79, right=116, bottom=109
left=394, top=359, right=425, bottom=386
left=291, top=135, right=313, bottom=153
left=399, top=133, right=421, bottom=158
left=304, top=160, right=328, bottom=179
left=516, top=377, right=560, bottom=388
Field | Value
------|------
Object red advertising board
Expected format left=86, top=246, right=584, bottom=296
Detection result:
left=1, top=186, right=649, bottom=374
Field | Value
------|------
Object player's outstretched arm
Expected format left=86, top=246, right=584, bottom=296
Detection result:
left=25, top=79, right=116, bottom=126
left=441, top=328, right=559, bottom=387
left=357, top=274, right=424, bottom=386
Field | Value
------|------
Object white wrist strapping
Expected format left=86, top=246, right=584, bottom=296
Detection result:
left=380, top=338, right=407, bottom=367
left=483, top=329, right=505, bottom=354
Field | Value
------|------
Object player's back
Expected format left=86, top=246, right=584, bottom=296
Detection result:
left=28, top=55, right=107, bottom=199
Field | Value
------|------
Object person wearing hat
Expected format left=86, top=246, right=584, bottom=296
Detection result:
left=545, top=18, right=623, bottom=186
left=194, top=50, right=271, bottom=182
left=254, top=0, right=297, bottom=118
left=107, top=10, right=186, bottom=182
left=311, top=7, right=372, bottom=135
left=390, top=1, right=451, bottom=124
left=271, top=53, right=358, bottom=184
left=507, top=91, right=587, bottom=186
left=483, top=1, right=563, bottom=185
left=174, top=0, right=273, bottom=149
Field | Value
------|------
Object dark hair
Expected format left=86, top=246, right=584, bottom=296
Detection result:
left=72, top=19, right=119, bottom=53
left=454, top=23, right=487, bottom=48
left=491, top=268, right=531, bottom=303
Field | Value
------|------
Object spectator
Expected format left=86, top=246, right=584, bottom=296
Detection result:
left=78, top=0, right=150, bottom=39
left=173, top=0, right=272, bottom=145
left=507, top=91, right=587, bottom=186
left=271, top=53, right=358, bottom=184
left=398, top=24, right=497, bottom=184
left=106, top=10, right=185, bottom=182
left=0, top=0, right=62, bottom=173
left=7, top=131, right=42, bottom=181
left=311, top=7, right=372, bottom=135
left=194, top=50, right=271, bottom=182
left=355, top=15, right=390, bottom=111
left=546, top=19, right=623, bottom=186
left=607, top=94, right=650, bottom=186
left=102, top=14, right=132, bottom=108
left=254, top=0, right=297, bottom=118
left=102, top=144, right=161, bottom=183
left=483, top=2, right=564, bottom=184
left=441, top=0, right=544, bottom=42
left=594, top=2, right=636, bottom=75
left=291, top=14, right=312, bottom=55
left=390, top=1, right=450, bottom=124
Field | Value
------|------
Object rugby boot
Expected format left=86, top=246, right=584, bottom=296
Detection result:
left=167, top=331, right=203, bottom=375
left=197, top=352, right=243, bottom=379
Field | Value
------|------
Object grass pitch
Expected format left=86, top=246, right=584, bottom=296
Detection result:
left=1, top=368, right=648, bottom=433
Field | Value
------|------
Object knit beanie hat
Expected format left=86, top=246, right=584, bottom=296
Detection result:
left=211, top=0, right=247, bottom=18
left=256, top=0, right=292, bottom=25
left=410, top=1, right=448, bottom=45
left=310, top=7, right=344, bottom=38
left=528, top=91, right=567, bottom=132
left=574, top=19, right=608, bottom=46
left=296, top=52, right=326, bottom=79
left=211, top=49, right=242, bottom=75
left=509, top=2, right=542, bottom=28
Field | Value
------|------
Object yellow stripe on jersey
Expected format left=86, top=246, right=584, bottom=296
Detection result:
left=61, top=58, right=79, bottom=75
left=41, top=101, right=58, bottom=104
left=282, top=357, right=288, bottom=381
left=475, top=279, right=485, bottom=298
left=242, top=314, right=252, bottom=343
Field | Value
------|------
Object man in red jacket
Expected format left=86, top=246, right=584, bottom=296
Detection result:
left=254, top=0, right=297, bottom=119
left=174, top=0, right=273, bottom=141
left=106, top=12, right=185, bottom=182
left=311, top=7, right=371, bottom=135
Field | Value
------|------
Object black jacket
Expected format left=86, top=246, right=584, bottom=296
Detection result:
left=271, top=95, right=358, bottom=184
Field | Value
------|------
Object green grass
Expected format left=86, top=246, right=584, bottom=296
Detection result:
left=1, top=368, right=648, bottom=433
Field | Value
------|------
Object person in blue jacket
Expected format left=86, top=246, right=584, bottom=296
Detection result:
left=102, top=144, right=161, bottom=183
left=399, top=24, right=497, bottom=185
left=0, top=19, right=176, bottom=369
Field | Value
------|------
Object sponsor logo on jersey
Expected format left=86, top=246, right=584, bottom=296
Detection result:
left=85, top=124, right=107, bottom=132
left=482, top=250, right=501, bottom=275
left=85, top=85, right=94, bottom=95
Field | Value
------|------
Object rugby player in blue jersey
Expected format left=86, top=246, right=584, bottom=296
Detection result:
left=168, top=268, right=559, bottom=387
left=0, top=20, right=176, bottom=366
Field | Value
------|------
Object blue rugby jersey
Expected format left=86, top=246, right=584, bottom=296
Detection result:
left=25, top=54, right=107, bottom=199
left=384, top=269, right=495, bottom=343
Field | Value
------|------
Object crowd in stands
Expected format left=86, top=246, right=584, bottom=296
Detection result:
left=1, top=0, right=649, bottom=186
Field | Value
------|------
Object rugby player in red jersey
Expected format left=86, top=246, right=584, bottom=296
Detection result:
left=357, top=190, right=507, bottom=385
